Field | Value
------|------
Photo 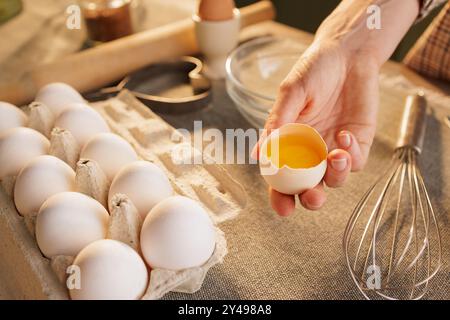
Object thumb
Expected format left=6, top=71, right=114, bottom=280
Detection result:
left=251, top=71, right=309, bottom=159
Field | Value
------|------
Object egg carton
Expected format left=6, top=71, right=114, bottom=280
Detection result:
left=0, top=90, right=246, bottom=299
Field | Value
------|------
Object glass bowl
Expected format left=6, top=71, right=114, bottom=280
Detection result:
left=225, top=36, right=306, bottom=128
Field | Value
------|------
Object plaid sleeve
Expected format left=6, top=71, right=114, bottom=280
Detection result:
left=417, top=0, right=448, bottom=20
left=404, top=1, right=450, bottom=81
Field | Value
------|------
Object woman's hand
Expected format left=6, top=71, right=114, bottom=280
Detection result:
left=253, top=0, right=420, bottom=216
left=254, top=40, right=379, bottom=215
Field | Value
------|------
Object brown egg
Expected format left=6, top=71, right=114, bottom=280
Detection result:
left=198, top=0, right=235, bottom=21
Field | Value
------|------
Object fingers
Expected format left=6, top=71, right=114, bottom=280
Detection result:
left=336, top=130, right=367, bottom=172
left=336, top=60, right=379, bottom=171
left=269, top=187, right=296, bottom=217
left=251, top=129, right=267, bottom=160
left=270, top=183, right=327, bottom=215
left=324, top=149, right=352, bottom=187
left=268, top=79, right=308, bottom=129
left=299, top=183, right=326, bottom=211
left=268, top=147, right=354, bottom=215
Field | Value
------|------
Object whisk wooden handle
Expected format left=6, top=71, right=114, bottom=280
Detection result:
left=396, top=92, right=428, bottom=154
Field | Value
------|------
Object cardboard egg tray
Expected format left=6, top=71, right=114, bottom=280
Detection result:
left=0, top=90, right=247, bottom=299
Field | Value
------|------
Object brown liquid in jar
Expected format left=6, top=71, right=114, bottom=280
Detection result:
left=83, top=2, right=133, bottom=42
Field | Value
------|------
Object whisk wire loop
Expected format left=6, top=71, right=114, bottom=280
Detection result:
left=343, top=94, right=442, bottom=300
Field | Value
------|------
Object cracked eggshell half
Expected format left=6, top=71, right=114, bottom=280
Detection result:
left=80, top=133, right=138, bottom=180
left=140, top=195, right=216, bottom=270
left=0, top=101, right=28, bottom=135
left=70, top=239, right=148, bottom=300
left=0, top=127, right=50, bottom=179
left=54, top=106, right=110, bottom=148
left=14, top=155, right=75, bottom=216
left=35, top=82, right=85, bottom=117
left=36, top=192, right=109, bottom=258
left=259, top=123, right=328, bottom=195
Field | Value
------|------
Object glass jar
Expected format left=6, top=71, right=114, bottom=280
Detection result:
left=79, top=0, right=134, bottom=43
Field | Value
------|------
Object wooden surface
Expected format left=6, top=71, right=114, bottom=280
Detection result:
left=0, top=0, right=197, bottom=105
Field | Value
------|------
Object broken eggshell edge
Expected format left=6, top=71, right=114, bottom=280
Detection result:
left=259, top=123, right=328, bottom=195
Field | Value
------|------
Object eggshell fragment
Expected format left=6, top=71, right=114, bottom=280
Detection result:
left=35, top=83, right=85, bottom=117
left=70, top=239, right=148, bottom=300
left=140, top=196, right=216, bottom=270
left=81, top=133, right=138, bottom=180
left=0, top=127, right=50, bottom=179
left=36, top=192, right=109, bottom=258
left=14, top=155, right=75, bottom=217
left=54, top=107, right=110, bottom=148
left=108, top=161, right=173, bottom=219
left=259, top=123, right=328, bottom=195
left=0, top=101, right=28, bottom=134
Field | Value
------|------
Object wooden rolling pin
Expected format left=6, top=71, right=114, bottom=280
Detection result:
left=2, top=1, right=275, bottom=106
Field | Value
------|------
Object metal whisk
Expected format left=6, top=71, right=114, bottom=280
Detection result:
left=343, top=93, right=442, bottom=300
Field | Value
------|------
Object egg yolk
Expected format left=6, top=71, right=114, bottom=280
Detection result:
left=267, top=134, right=322, bottom=169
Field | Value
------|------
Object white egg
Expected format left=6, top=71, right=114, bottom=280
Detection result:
left=54, top=101, right=87, bottom=117
left=54, top=106, right=110, bottom=147
left=70, top=239, right=148, bottom=300
left=0, top=127, right=50, bottom=179
left=259, top=123, right=328, bottom=195
left=108, top=161, right=173, bottom=218
left=80, top=133, right=138, bottom=180
left=0, top=101, right=28, bottom=134
left=14, top=155, right=75, bottom=216
left=36, top=192, right=109, bottom=258
left=35, top=82, right=85, bottom=117
left=140, top=196, right=216, bottom=270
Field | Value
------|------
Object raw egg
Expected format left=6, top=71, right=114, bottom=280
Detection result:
left=36, top=192, right=109, bottom=258
left=35, top=83, right=85, bottom=117
left=259, top=123, right=328, bottom=195
left=140, top=196, right=216, bottom=270
left=0, top=127, right=50, bottom=179
left=54, top=106, right=110, bottom=147
left=70, top=239, right=148, bottom=300
left=0, top=101, right=28, bottom=135
left=108, top=161, right=173, bottom=219
left=14, top=155, right=75, bottom=216
left=80, top=133, right=138, bottom=180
